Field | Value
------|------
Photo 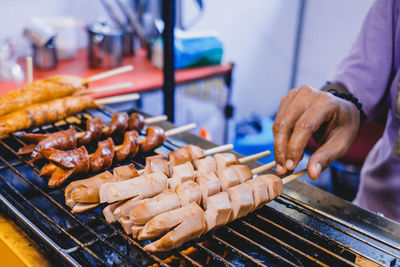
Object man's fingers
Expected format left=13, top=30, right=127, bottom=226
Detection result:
left=272, top=90, right=298, bottom=174
left=307, top=128, right=349, bottom=179
left=285, top=102, right=335, bottom=170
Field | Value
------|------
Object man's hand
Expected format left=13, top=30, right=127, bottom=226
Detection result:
left=272, top=85, right=361, bottom=179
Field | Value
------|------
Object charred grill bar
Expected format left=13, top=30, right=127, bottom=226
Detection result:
left=0, top=105, right=399, bottom=266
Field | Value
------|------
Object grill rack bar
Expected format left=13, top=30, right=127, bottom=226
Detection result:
left=0, top=122, right=165, bottom=266
left=0, top=155, right=107, bottom=266
left=280, top=194, right=400, bottom=259
left=253, top=214, right=358, bottom=267
left=0, top=192, right=80, bottom=267
left=0, top=109, right=398, bottom=266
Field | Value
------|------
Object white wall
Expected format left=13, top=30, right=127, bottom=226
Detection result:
left=0, top=0, right=108, bottom=56
left=296, top=0, right=374, bottom=88
left=183, top=0, right=299, bottom=122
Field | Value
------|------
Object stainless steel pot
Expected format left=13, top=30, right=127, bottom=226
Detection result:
left=32, top=42, right=58, bottom=69
left=87, top=23, right=123, bottom=69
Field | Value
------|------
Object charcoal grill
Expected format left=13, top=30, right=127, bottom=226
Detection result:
left=0, top=104, right=399, bottom=266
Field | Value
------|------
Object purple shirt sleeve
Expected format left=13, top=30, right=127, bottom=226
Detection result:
left=329, top=0, right=395, bottom=119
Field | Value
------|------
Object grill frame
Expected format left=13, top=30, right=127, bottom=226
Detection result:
left=0, top=105, right=398, bottom=267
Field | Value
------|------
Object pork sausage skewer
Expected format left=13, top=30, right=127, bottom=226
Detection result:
left=18, top=113, right=168, bottom=159
left=42, top=124, right=197, bottom=187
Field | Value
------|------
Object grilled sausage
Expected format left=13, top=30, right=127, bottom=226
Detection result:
left=216, top=166, right=240, bottom=191
left=194, top=157, right=216, bottom=176
left=113, top=164, right=139, bottom=181
left=103, top=112, right=129, bottom=137
left=65, top=171, right=115, bottom=206
left=175, top=181, right=201, bottom=206
left=196, top=173, right=221, bottom=209
left=214, top=153, right=238, bottom=170
left=0, top=95, right=98, bottom=135
left=185, top=144, right=205, bottom=161
left=226, top=183, right=254, bottom=222
left=99, top=172, right=168, bottom=203
left=141, top=202, right=206, bottom=252
left=144, top=155, right=169, bottom=176
left=115, top=130, right=140, bottom=161
left=168, top=147, right=192, bottom=167
left=31, top=127, right=77, bottom=161
left=128, top=113, right=145, bottom=131
left=0, top=75, right=85, bottom=117
left=129, top=189, right=180, bottom=225
left=140, top=126, right=166, bottom=153
left=77, top=117, right=104, bottom=145
left=90, top=138, right=115, bottom=172
left=204, top=192, right=232, bottom=232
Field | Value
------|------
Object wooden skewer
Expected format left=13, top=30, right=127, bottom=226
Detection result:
left=238, top=150, right=271, bottom=164
left=74, top=82, right=133, bottom=96
left=26, top=56, right=33, bottom=84
left=95, top=93, right=140, bottom=105
left=143, top=115, right=168, bottom=124
left=82, top=65, right=134, bottom=84
left=282, top=169, right=307, bottom=185
left=164, top=123, right=197, bottom=137
left=204, top=144, right=233, bottom=155
left=251, top=161, right=276, bottom=175
left=75, top=114, right=169, bottom=139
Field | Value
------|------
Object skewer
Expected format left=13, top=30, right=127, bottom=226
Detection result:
left=74, top=82, right=133, bottom=96
left=82, top=65, right=134, bottom=85
left=164, top=123, right=197, bottom=137
left=251, top=161, right=276, bottom=175
left=75, top=114, right=168, bottom=139
left=238, top=150, right=271, bottom=164
left=204, top=144, right=234, bottom=155
left=95, top=93, right=140, bottom=105
left=114, top=123, right=197, bottom=152
left=26, top=56, right=33, bottom=84
left=282, top=169, right=307, bottom=185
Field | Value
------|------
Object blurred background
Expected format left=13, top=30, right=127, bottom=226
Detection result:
left=0, top=0, right=377, bottom=201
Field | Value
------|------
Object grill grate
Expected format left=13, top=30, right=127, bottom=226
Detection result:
left=0, top=106, right=398, bottom=266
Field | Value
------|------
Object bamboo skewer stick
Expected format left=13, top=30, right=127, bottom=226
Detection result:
left=238, top=150, right=271, bottom=164
left=26, top=56, right=33, bottom=84
left=94, top=93, right=140, bottom=105
left=143, top=115, right=168, bottom=124
left=75, top=114, right=168, bottom=139
left=251, top=161, right=276, bottom=175
left=282, top=169, right=307, bottom=185
left=204, top=144, right=234, bottom=155
left=82, top=65, right=134, bottom=84
left=74, top=82, right=133, bottom=96
left=164, top=123, right=197, bottom=137
left=137, top=145, right=266, bottom=175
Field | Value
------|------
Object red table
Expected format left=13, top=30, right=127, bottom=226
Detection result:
left=0, top=49, right=233, bottom=100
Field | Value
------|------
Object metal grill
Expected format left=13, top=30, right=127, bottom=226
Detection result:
left=0, top=105, right=399, bottom=266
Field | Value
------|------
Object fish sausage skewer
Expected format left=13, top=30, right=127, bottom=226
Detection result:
left=142, top=169, right=306, bottom=252
left=129, top=160, right=273, bottom=226
left=0, top=65, right=133, bottom=118
left=69, top=148, right=269, bottom=214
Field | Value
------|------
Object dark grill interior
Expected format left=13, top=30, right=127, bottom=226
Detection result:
left=0, top=106, right=398, bottom=266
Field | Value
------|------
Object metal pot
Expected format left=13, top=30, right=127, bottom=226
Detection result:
left=87, top=23, right=123, bottom=69
left=32, top=42, right=58, bottom=70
